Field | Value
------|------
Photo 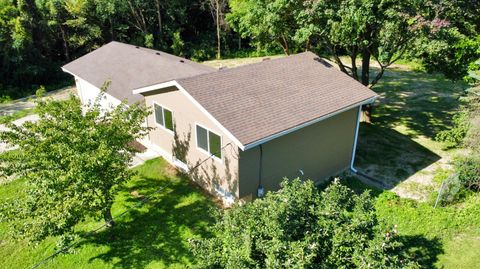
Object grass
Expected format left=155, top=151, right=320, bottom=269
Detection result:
left=0, top=158, right=216, bottom=269
left=0, top=56, right=476, bottom=268
left=203, top=54, right=285, bottom=69
left=337, top=60, right=478, bottom=267
left=340, top=176, right=480, bottom=268
left=353, top=63, right=469, bottom=199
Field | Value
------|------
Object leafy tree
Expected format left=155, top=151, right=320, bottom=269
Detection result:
left=228, top=0, right=440, bottom=89
left=0, top=91, right=150, bottom=242
left=411, top=0, right=480, bottom=80
left=227, top=0, right=303, bottom=55
left=191, top=179, right=417, bottom=268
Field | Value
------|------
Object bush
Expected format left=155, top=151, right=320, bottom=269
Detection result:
left=434, top=173, right=464, bottom=206
left=190, top=179, right=417, bottom=268
left=436, top=111, right=470, bottom=149
left=455, top=155, right=480, bottom=191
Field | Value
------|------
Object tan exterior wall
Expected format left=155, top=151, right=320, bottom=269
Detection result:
left=143, top=87, right=240, bottom=200
left=238, top=107, right=358, bottom=199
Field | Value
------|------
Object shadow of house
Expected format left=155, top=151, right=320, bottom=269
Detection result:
left=82, top=175, right=215, bottom=268
left=355, top=123, right=440, bottom=188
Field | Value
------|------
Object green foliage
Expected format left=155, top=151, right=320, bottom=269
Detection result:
left=191, top=179, right=417, bottom=268
left=227, top=0, right=439, bottom=87
left=0, top=158, right=216, bottom=268
left=0, top=0, right=224, bottom=97
left=419, top=33, right=480, bottom=80
left=0, top=92, right=150, bottom=242
left=435, top=111, right=470, bottom=149
left=35, top=85, right=46, bottom=97
left=435, top=173, right=463, bottom=206
left=0, top=108, right=34, bottom=124
left=144, top=33, right=154, bottom=48
left=454, top=155, right=480, bottom=191
left=227, top=0, right=304, bottom=55
left=412, top=0, right=480, bottom=80
left=171, top=31, right=185, bottom=57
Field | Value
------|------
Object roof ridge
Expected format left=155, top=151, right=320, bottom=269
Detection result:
left=177, top=51, right=319, bottom=83
left=109, top=41, right=215, bottom=71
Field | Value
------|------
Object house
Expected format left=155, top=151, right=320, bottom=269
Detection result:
left=62, top=41, right=378, bottom=204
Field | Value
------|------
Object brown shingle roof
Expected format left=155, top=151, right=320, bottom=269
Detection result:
left=62, top=41, right=215, bottom=104
left=176, top=52, right=378, bottom=147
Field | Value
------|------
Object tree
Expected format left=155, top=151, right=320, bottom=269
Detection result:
left=227, top=0, right=445, bottom=121
left=205, top=0, right=227, bottom=59
left=0, top=90, right=150, bottom=242
left=191, top=179, right=417, bottom=268
left=227, top=0, right=303, bottom=55
left=408, top=0, right=480, bottom=80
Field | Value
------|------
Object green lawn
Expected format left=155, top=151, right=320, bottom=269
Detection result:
left=0, top=58, right=477, bottom=269
left=355, top=65, right=468, bottom=199
left=0, top=158, right=216, bottom=269
left=340, top=177, right=480, bottom=269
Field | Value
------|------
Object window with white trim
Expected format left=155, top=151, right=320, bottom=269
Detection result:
left=196, top=124, right=222, bottom=159
left=154, top=103, right=174, bottom=131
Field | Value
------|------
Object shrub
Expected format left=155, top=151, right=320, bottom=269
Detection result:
left=190, top=179, right=418, bottom=268
left=455, top=155, right=480, bottom=191
left=436, top=111, right=470, bottom=149
left=435, top=173, right=464, bottom=206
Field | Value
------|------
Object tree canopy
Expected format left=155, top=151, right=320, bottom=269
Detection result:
left=1, top=0, right=478, bottom=99
left=191, top=179, right=417, bottom=268
left=0, top=90, right=150, bottom=242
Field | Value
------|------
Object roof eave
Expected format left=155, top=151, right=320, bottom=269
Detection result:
left=242, top=95, right=378, bottom=150
left=133, top=81, right=247, bottom=151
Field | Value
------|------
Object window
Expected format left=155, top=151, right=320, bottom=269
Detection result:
left=154, top=103, right=174, bottom=132
left=196, top=124, right=222, bottom=159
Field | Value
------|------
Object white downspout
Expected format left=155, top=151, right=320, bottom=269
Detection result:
left=350, top=106, right=362, bottom=173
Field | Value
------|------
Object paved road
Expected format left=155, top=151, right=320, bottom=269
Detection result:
left=0, top=114, right=40, bottom=153
left=0, top=87, right=76, bottom=116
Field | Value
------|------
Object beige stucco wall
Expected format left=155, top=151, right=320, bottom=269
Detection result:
left=143, top=87, right=240, bottom=200
left=238, top=107, right=359, bottom=199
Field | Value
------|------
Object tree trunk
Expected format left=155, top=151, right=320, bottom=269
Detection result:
left=155, top=0, right=162, bottom=40
left=350, top=47, right=358, bottom=81
left=109, top=18, right=115, bottom=41
left=280, top=35, right=289, bottom=55
left=103, top=207, right=115, bottom=228
left=216, top=0, right=221, bottom=59
left=59, top=25, right=70, bottom=62
left=361, top=49, right=372, bottom=123
left=361, top=49, right=370, bottom=86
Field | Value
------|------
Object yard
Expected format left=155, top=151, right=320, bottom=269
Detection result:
left=351, top=64, right=480, bottom=268
left=0, top=158, right=216, bottom=268
left=0, top=56, right=478, bottom=268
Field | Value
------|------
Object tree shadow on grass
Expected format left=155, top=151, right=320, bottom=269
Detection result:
left=399, top=235, right=444, bottom=268
left=355, top=123, right=440, bottom=188
left=370, top=67, right=466, bottom=139
left=79, top=174, right=216, bottom=268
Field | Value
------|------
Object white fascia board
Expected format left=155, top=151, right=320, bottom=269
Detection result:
left=61, top=67, right=76, bottom=77
left=243, top=96, right=378, bottom=150
left=135, top=81, right=378, bottom=152
left=61, top=67, right=123, bottom=105
left=133, top=81, right=247, bottom=151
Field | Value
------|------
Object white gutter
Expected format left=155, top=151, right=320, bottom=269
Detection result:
left=350, top=106, right=363, bottom=173
left=243, top=96, right=377, bottom=150
left=134, top=81, right=378, bottom=153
